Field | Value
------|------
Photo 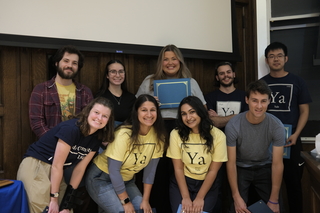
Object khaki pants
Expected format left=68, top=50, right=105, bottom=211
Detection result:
left=17, top=157, right=72, bottom=213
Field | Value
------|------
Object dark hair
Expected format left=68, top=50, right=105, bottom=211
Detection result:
left=176, top=96, right=214, bottom=152
left=53, top=45, right=84, bottom=71
left=245, top=80, right=271, bottom=99
left=118, top=94, right=167, bottom=150
left=214, top=61, right=238, bottom=86
left=264, top=42, right=288, bottom=58
left=76, top=97, right=115, bottom=141
left=95, top=59, right=128, bottom=97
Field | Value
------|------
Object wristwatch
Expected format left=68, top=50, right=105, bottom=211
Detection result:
left=120, top=197, right=130, bottom=205
left=50, top=192, right=59, bottom=198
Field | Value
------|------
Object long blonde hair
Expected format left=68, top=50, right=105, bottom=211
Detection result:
left=149, top=44, right=192, bottom=91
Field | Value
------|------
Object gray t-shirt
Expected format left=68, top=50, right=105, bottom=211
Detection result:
left=225, top=112, right=285, bottom=167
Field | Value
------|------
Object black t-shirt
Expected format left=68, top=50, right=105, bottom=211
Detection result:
left=24, top=118, right=101, bottom=167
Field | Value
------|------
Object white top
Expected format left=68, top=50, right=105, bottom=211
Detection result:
left=136, top=75, right=206, bottom=119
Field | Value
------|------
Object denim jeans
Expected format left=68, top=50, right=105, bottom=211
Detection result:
left=85, top=163, right=143, bottom=213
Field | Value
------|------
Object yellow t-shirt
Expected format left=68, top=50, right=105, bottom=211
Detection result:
left=56, top=82, right=76, bottom=121
left=167, top=127, right=228, bottom=180
left=94, top=126, right=164, bottom=181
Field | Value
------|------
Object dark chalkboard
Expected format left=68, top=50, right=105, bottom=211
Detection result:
left=271, top=0, right=320, bottom=17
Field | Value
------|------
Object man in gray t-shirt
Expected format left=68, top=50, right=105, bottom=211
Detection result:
left=225, top=80, right=285, bottom=213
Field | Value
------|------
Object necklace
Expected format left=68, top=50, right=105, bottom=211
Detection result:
left=112, top=95, right=122, bottom=105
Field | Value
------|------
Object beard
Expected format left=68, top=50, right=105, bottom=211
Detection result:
left=57, top=66, right=78, bottom=79
left=219, top=77, right=234, bottom=87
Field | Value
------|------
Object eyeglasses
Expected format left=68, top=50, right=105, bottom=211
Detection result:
left=109, top=70, right=125, bottom=75
left=267, top=54, right=285, bottom=60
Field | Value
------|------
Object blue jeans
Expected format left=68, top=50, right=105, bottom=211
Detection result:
left=85, top=163, right=143, bottom=213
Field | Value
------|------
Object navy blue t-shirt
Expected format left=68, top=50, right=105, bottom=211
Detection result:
left=261, top=73, right=312, bottom=129
left=25, top=118, right=101, bottom=167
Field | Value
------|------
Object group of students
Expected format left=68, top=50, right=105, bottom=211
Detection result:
left=17, top=42, right=311, bottom=213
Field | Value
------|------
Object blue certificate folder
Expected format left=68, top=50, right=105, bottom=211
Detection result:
left=176, top=204, right=208, bottom=213
left=283, top=124, right=292, bottom=159
left=247, top=200, right=273, bottom=213
left=119, top=208, right=156, bottom=213
left=268, top=124, right=291, bottom=159
left=154, top=78, right=191, bottom=109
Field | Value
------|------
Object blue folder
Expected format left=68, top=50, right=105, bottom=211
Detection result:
left=119, top=208, right=156, bottom=213
left=176, top=204, right=208, bottom=213
left=247, top=200, right=273, bottom=213
left=268, top=124, right=291, bottom=159
left=154, top=78, right=191, bottom=109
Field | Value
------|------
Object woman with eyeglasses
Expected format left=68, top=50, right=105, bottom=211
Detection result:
left=96, top=59, right=136, bottom=127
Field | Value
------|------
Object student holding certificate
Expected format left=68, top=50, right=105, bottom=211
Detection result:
left=136, top=44, right=206, bottom=212
left=167, top=96, right=227, bottom=213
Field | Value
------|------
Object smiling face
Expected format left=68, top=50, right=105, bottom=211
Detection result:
left=265, top=48, right=288, bottom=72
left=138, top=101, right=157, bottom=134
left=56, top=52, right=79, bottom=79
left=107, top=62, right=125, bottom=86
left=216, top=64, right=235, bottom=87
left=162, top=51, right=181, bottom=77
left=180, top=103, right=201, bottom=134
left=88, top=103, right=111, bottom=134
left=245, top=91, right=270, bottom=123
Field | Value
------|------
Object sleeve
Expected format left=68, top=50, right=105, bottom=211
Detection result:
left=166, top=130, right=182, bottom=159
left=108, top=158, right=126, bottom=194
left=29, top=84, right=49, bottom=138
left=211, top=128, right=228, bottom=162
left=272, top=118, right=286, bottom=147
left=142, top=158, right=160, bottom=184
left=225, top=117, right=238, bottom=147
left=54, top=124, right=80, bottom=147
left=191, top=78, right=206, bottom=105
left=204, top=92, right=215, bottom=110
left=105, top=129, right=131, bottom=162
left=136, top=75, right=153, bottom=97
left=82, top=86, right=94, bottom=110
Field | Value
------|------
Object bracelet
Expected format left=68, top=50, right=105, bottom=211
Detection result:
left=268, top=200, right=279, bottom=205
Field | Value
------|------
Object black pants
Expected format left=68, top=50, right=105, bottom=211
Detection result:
left=283, top=138, right=304, bottom=213
left=169, top=175, right=220, bottom=213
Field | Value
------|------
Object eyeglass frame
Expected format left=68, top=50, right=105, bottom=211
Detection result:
left=108, top=69, right=126, bottom=75
left=267, top=54, right=286, bottom=60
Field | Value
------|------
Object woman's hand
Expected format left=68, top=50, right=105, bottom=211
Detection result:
left=192, top=197, right=204, bottom=213
left=59, top=209, right=70, bottom=213
left=123, top=202, right=136, bottom=213
left=140, top=200, right=153, bottom=213
left=181, top=197, right=193, bottom=213
left=48, top=199, right=59, bottom=213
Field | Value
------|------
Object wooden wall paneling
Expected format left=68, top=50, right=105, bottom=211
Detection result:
left=125, top=55, right=136, bottom=94
left=201, top=59, right=217, bottom=96
left=132, top=55, right=157, bottom=94
left=20, top=48, right=34, bottom=162
left=0, top=47, right=4, bottom=176
left=1, top=46, right=21, bottom=179
left=80, top=52, right=100, bottom=95
left=235, top=0, right=257, bottom=91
